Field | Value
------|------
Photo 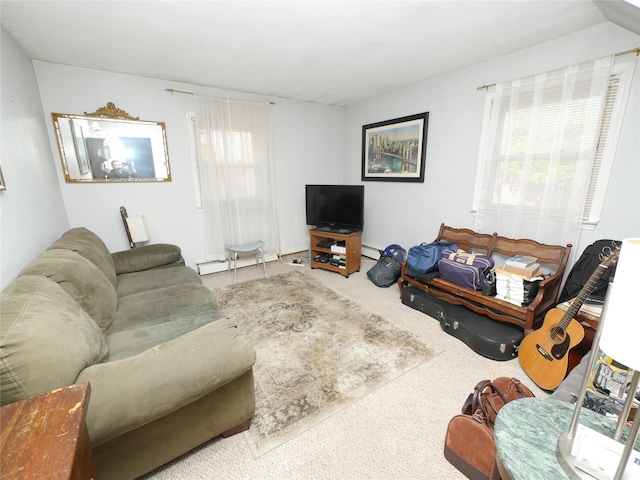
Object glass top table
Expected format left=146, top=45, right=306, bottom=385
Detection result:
left=494, top=397, right=639, bottom=480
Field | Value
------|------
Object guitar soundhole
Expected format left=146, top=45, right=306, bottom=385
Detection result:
left=549, top=326, right=565, bottom=344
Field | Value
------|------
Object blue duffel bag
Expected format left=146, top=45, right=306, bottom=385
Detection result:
left=407, top=241, right=459, bottom=275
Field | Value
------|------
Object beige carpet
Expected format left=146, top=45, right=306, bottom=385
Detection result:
left=144, top=255, right=549, bottom=479
left=213, top=271, right=440, bottom=456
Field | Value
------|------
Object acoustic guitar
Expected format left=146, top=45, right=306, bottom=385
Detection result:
left=518, top=249, right=619, bottom=391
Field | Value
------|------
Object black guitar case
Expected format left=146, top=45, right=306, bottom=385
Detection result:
left=401, top=286, right=524, bottom=361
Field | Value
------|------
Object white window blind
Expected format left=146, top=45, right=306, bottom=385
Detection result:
left=582, top=61, right=635, bottom=225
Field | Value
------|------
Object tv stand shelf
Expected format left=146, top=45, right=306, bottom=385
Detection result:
left=309, top=229, right=362, bottom=278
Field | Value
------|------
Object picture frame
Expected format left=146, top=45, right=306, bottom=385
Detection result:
left=0, top=165, right=5, bottom=191
left=52, top=102, right=171, bottom=183
left=361, top=112, right=429, bottom=182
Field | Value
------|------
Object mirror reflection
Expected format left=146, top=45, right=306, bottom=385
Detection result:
left=52, top=103, right=171, bottom=183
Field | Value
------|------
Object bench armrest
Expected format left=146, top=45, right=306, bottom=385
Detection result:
left=526, top=266, right=566, bottom=313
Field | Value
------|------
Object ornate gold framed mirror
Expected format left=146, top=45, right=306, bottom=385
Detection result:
left=52, top=102, right=171, bottom=183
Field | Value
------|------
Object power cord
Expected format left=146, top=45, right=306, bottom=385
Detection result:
left=277, top=253, right=308, bottom=267
left=289, top=256, right=306, bottom=267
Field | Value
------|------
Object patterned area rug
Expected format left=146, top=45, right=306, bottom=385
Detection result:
left=213, top=271, right=439, bottom=456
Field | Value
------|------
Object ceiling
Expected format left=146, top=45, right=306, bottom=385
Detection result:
left=2, top=1, right=639, bottom=106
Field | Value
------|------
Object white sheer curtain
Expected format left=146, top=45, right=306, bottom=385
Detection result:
left=474, top=56, right=613, bottom=248
left=194, top=96, right=279, bottom=261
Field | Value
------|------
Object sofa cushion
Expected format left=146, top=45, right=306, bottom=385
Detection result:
left=19, top=249, right=117, bottom=331
left=0, top=276, right=108, bottom=405
left=107, top=281, right=221, bottom=336
left=47, top=227, right=117, bottom=288
left=106, top=310, right=226, bottom=361
left=112, top=244, right=184, bottom=275
left=116, top=265, right=204, bottom=298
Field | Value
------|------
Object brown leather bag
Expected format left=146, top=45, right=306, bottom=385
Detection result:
left=444, top=377, right=534, bottom=480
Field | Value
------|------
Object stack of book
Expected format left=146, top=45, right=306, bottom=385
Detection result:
left=502, top=255, right=540, bottom=278
left=495, top=273, right=529, bottom=306
left=559, top=297, right=603, bottom=319
left=495, top=255, right=542, bottom=306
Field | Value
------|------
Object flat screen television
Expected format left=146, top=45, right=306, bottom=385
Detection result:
left=305, top=184, right=364, bottom=232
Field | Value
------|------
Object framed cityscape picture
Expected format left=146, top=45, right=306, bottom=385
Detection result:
left=361, top=112, right=428, bottom=182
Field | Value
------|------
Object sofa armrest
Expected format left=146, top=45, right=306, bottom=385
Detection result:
left=76, top=318, right=256, bottom=446
left=550, top=352, right=591, bottom=402
left=111, top=244, right=185, bottom=274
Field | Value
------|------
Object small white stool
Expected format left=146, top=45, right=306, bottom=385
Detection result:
left=226, top=240, right=268, bottom=284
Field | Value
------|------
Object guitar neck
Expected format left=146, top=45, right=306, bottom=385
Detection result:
left=558, top=251, right=618, bottom=330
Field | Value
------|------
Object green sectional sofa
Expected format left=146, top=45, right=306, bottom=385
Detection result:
left=0, top=227, right=256, bottom=479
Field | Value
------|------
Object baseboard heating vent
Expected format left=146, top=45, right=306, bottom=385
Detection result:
left=197, top=253, right=279, bottom=275
left=361, top=245, right=381, bottom=260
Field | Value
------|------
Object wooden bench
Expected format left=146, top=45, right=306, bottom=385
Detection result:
left=397, top=224, right=572, bottom=334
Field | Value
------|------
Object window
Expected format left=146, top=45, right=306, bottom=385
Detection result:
left=473, top=60, right=635, bottom=234
left=189, top=97, right=279, bottom=262
left=187, top=115, right=259, bottom=206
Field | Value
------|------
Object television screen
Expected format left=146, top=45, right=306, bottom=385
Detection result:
left=305, top=185, right=364, bottom=232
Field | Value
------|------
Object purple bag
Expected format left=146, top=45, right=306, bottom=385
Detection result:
left=438, top=250, right=495, bottom=290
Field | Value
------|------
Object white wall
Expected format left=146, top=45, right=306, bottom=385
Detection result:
left=33, top=62, right=343, bottom=269
left=0, top=29, right=69, bottom=288
left=3, top=21, right=638, bottom=289
left=272, top=100, right=344, bottom=249
left=344, top=22, right=640, bottom=258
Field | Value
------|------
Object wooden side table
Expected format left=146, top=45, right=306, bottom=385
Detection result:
left=0, top=383, right=98, bottom=479
left=309, top=228, right=362, bottom=277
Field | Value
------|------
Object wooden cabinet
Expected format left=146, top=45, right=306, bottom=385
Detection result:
left=309, top=228, right=362, bottom=278
left=0, top=383, right=98, bottom=480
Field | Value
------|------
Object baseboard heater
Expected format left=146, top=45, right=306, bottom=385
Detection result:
left=302, top=244, right=380, bottom=262
left=361, top=244, right=381, bottom=260
left=197, top=246, right=379, bottom=276
left=197, top=253, right=279, bottom=275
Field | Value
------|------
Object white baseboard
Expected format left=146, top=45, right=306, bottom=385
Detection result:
left=361, top=244, right=381, bottom=260
left=198, top=246, right=378, bottom=275
left=197, top=253, right=279, bottom=275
